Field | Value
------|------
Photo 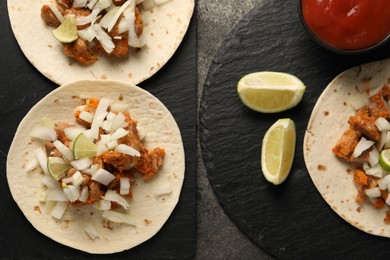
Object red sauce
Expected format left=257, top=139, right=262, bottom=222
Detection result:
left=301, top=0, right=390, bottom=51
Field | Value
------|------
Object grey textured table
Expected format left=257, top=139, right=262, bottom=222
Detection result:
left=197, top=1, right=272, bottom=259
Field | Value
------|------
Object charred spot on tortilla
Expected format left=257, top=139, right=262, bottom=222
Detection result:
left=317, top=165, right=326, bottom=171
left=324, top=111, right=329, bottom=116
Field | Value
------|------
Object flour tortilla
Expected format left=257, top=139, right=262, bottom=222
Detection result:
left=6, top=80, right=185, bottom=253
left=7, top=0, right=194, bottom=85
left=304, top=58, right=390, bottom=237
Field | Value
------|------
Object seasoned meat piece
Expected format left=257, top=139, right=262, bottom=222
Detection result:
left=369, top=92, right=390, bottom=119
left=41, top=5, right=61, bottom=27
left=101, top=151, right=140, bottom=171
left=348, top=107, right=380, bottom=142
left=45, top=141, right=61, bottom=157
left=332, top=128, right=362, bottom=161
left=64, top=38, right=98, bottom=65
left=55, top=122, right=72, bottom=147
left=112, top=0, right=127, bottom=6
left=136, top=147, right=165, bottom=179
left=111, top=38, right=130, bottom=58
left=66, top=167, right=77, bottom=178
left=89, top=181, right=102, bottom=202
left=135, top=7, right=143, bottom=37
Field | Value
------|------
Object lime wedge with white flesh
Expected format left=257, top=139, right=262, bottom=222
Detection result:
left=379, top=149, right=390, bottom=172
left=261, top=118, right=296, bottom=185
left=237, top=71, right=305, bottom=113
left=53, top=14, right=78, bottom=43
left=73, top=133, right=98, bottom=159
left=47, top=157, right=70, bottom=180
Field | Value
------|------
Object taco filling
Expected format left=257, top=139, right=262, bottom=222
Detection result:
left=40, top=0, right=162, bottom=64
left=28, top=96, right=165, bottom=223
left=332, top=84, right=390, bottom=223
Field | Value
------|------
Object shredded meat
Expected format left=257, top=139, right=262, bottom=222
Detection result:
left=45, top=141, right=61, bottom=157
left=55, top=122, right=72, bottom=147
left=64, top=38, right=98, bottom=65
left=101, top=151, right=140, bottom=172
left=89, top=181, right=103, bottom=203
left=135, top=7, right=143, bottom=37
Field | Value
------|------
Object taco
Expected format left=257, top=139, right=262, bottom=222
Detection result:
left=304, top=58, right=390, bottom=237
left=6, top=80, right=185, bottom=253
left=7, top=0, right=194, bottom=85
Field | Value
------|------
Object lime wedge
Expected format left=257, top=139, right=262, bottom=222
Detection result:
left=379, top=149, right=390, bottom=172
left=47, top=157, right=70, bottom=180
left=73, top=133, right=98, bottom=159
left=261, top=118, right=296, bottom=185
left=237, top=71, right=305, bottom=113
left=52, top=14, right=78, bottom=43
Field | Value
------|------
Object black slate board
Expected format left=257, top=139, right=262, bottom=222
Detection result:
left=200, top=0, right=390, bottom=259
left=0, top=2, right=196, bottom=259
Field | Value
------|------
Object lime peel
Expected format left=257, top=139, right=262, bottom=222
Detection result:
left=53, top=14, right=78, bottom=43
left=237, top=71, right=305, bottom=113
left=379, top=149, right=390, bottom=172
left=261, top=118, right=296, bottom=185
left=72, top=133, right=98, bottom=159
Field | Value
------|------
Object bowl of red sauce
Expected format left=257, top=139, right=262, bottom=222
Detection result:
left=298, top=0, right=390, bottom=54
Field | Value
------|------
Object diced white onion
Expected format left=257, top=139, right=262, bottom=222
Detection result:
left=378, top=131, right=387, bottom=151
left=46, top=190, right=68, bottom=201
left=106, top=112, right=116, bottom=121
left=49, top=5, right=64, bottom=23
left=85, top=224, right=100, bottom=240
left=369, top=85, right=384, bottom=97
left=365, top=187, right=381, bottom=198
left=64, top=127, right=86, bottom=140
left=111, top=112, right=126, bottom=131
left=95, top=0, right=112, bottom=10
left=94, top=23, right=115, bottom=53
left=102, top=210, right=136, bottom=226
left=71, top=158, right=93, bottom=171
left=92, top=168, right=115, bottom=185
left=42, top=175, right=60, bottom=190
left=79, top=186, right=89, bottom=202
left=115, top=144, right=141, bottom=157
left=104, top=0, right=131, bottom=32
left=25, top=158, right=40, bottom=172
left=111, top=128, right=128, bottom=140
left=107, top=139, right=119, bottom=150
left=79, top=111, right=94, bottom=123
left=30, top=127, right=58, bottom=141
left=110, top=103, right=129, bottom=112
left=62, top=176, right=73, bottom=184
left=365, top=164, right=384, bottom=178
left=353, top=137, right=374, bottom=158
left=97, top=142, right=109, bottom=156
left=93, top=200, right=111, bottom=210
left=35, top=147, right=49, bottom=175
left=77, top=8, right=100, bottom=26
left=53, top=140, right=74, bottom=161
left=51, top=201, right=68, bottom=220
left=78, top=26, right=97, bottom=42
left=104, top=190, right=129, bottom=209
left=72, top=171, right=84, bottom=186
left=72, top=0, right=88, bottom=8
left=102, top=120, right=112, bottom=132
left=142, top=0, right=155, bottom=10
left=120, top=178, right=130, bottom=195
left=378, top=174, right=390, bottom=190
left=83, top=163, right=99, bottom=175
left=87, top=0, right=99, bottom=9
left=99, top=6, right=119, bottom=28
left=368, top=146, right=379, bottom=167
left=63, top=185, right=80, bottom=202
left=386, top=195, right=390, bottom=206
left=375, top=117, right=390, bottom=131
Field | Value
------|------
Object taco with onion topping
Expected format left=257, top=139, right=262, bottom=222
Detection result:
left=304, top=58, right=390, bottom=237
left=7, top=0, right=194, bottom=85
left=6, top=80, right=185, bottom=253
